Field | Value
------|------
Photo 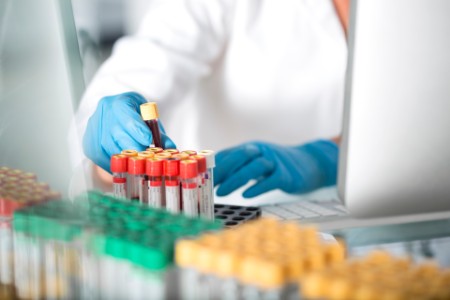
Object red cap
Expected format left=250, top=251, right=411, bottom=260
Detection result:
left=146, top=158, right=163, bottom=176
left=111, top=154, right=128, bottom=173
left=192, top=155, right=206, bottom=173
left=180, top=159, right=198, bottom=179
left=163, top=158, right=180, bottom=176
left=128, top=157, right=146, bottom=175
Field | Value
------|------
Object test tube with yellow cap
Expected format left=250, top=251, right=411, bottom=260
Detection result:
left=140, top=102, right=163, bottom=148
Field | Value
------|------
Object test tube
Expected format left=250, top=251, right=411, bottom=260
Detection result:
left=140, top=102, right=163, bottom=148
left=121, top=149, right=138, bottom=197
left=180, top=159, right=199, bottom=217
left=111, top=154, right=128, bottom=199
left=127, top=157, right=146, bottom=202
left=164, top=158, right=181, bottom=213
left=192, top=155, right=213, bottom=220
left=199, top=150, right=216, bottom=218
left=146, top=158, right=164, bottom=208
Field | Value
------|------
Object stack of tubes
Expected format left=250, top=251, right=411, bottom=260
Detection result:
left=110, top=148, right=215, bottom=220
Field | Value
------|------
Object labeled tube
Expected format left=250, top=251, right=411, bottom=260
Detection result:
left=121, top=149, right=139, bottom=197
left=146, top=158, right=164, bottom=208
left=163, top=158, right=181, bottom=213
left=180, top=159, right=199, bottom=217
left=199, top=150, right=216, bottom=218
left=140, top=102, right=163, bottom=148
left=192, top=155, right=213, bottom=220
left=110, top=154, right=128, bottom=199
left=127, top=157, right=146, bottom=202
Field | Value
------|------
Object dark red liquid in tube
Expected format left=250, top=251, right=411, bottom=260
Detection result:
left=140, top=102, right=164, bottom=149
left=145, top=119, right=163, bottom=148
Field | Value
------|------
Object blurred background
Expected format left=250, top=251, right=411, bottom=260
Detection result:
left=72, top=0, right=152, bottom=84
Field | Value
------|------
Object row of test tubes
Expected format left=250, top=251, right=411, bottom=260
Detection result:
left=0, top=166, right=61, bottom=299
left=111, top=148, right=215, bottom=220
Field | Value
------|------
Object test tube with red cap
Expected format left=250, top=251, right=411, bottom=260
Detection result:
left=140, top=102, right=163, bottom=148
left=127, top=157, right=146, bottom=202
left=180, top=159, right=199, bottom=217
left=199, top=150, right=216, bottom=218
left=164, top=158, right=181, bottom=213
left=111, top=154, right=128, bottom=198
left=192, top=155, right=213, bottom=220
left=146, top=158, right=164, bottom=208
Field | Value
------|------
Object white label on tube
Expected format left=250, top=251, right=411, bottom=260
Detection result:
left=200, top=178, right=214, bottom=219
left=113, top=183, right=127, bottom=199
left=166, top=186, right=180, bottom=213
left=148, top=185, right=163, bottom=208
left=182, top=188, right=198, bottom=217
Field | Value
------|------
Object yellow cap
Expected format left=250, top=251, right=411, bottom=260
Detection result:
left=155, top=152, right=172, bottom=159
left=138, top=151, right=155, bottom=158
left=140, top=102, right=159, bottom=120
left=175, top=240, right=200, bottom=268
left=214, top=249, right=241, bottom=278
left=147, top=147, right=163, bottom=153
left=121, top=149, right=138, bottom=157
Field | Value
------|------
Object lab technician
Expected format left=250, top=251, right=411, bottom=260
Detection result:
left=77, top=0, right=348, bottom=199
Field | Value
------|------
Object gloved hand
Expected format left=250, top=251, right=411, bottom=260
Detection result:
left=214, top=140, right=338, bottom=198
left=83, top=92, right=176, bottom=172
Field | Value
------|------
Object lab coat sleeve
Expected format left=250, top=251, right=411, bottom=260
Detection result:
left=71, top=0, right=235, bottom=167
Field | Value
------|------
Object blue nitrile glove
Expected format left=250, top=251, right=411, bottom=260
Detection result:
left=214, top=140, right=338, bottom=198
left=83, top=92, right=176, bottom=172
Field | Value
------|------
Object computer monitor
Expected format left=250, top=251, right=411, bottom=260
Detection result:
left=0, top=0, right=85, bottom=195
left=338, top=0, right=450, bottom=217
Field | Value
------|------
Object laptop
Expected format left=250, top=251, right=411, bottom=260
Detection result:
left=256, top=0, right=450, bottom=229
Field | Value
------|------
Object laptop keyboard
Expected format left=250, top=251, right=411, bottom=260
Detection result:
left=262, top=199, right=349, bottom=220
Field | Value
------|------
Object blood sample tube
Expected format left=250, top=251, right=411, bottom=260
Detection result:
left=111, top=154, right=128, bottom=199
left=192, top=155, right=213, bottom=220
left=140, top=102, right=163, bottom=148
left=163, top=158, right=181, bottom=213
left=199, top=150, right=216, bottom=217
left=172, top=153, right=189, bottom=160
left=181, top=150, right=197, bottom=156
left=127, top=157, right=146, bottom=202
left=146, top=158, right=164, bottom=208
left=180, top=159, right=199, bottom=218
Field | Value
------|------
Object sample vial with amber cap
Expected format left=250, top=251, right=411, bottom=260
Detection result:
left=140, top=102, right=163, bottom=148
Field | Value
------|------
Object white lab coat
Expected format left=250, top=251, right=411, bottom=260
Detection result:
left=73, top=0, right=347, bottom=168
